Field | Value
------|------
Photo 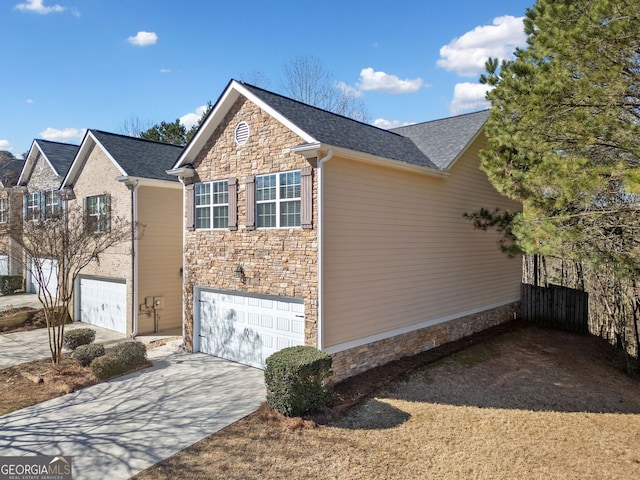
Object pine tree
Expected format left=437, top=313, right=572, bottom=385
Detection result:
left=480, top=0, right=640, bottom=276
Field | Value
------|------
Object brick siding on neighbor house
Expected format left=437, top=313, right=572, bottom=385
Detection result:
left=183, top=96, right=319, bottom=351
left=330, top=302, right=520, bottom=382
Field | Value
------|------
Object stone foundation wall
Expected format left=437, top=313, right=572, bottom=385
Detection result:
left=330, top=302, right=519, bottom=382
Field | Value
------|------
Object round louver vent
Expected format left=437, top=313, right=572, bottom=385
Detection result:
left=234, top=121, right=250, bottom=145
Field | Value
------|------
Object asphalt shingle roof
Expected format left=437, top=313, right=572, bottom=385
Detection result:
left=36, top=139, right=79, bottom=177
left=90, top=130, right=183, bottom=182
left=240, top=82, right=440, bottom=170
left=240, top=81, right=489, bottom=171
left=390, top=110, right=490, bottom=169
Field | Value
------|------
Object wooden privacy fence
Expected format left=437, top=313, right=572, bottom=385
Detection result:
left=521, top=283, right=589, bottom=334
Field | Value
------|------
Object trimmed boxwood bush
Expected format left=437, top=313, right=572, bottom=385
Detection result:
left=63, top=328, right=96, bottom=351
left=112, top=341, right=147, bottom=369
left=265, top=345, right=333, bottom=417
left=89, top=341, right=147, bottom=380
left=90, top=355, right=125, bottom=380
left=72, top=343, right=105, bottom=367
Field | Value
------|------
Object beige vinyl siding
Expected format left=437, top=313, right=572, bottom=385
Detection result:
left=136, top=185, right=183, bottom=333
left=323, top=134, right=521, bottom=349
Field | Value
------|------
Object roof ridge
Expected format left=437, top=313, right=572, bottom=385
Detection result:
left=35, top=138, right=80, bottom=147
left=91, top=129, right=185, bottom=148
left=393, top=109, right=490, bottom=129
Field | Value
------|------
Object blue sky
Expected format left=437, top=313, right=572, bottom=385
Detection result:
left=1, top=0, right=533, bottom=157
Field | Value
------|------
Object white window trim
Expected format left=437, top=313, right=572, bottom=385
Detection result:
left=0, top=198, right=7, bottom=224
left=44, top=190, right=61, bottom=218
left=195, top=180, right=229, bottom=230
left=27, top=192, right=40, bottom=221
left=256, top=170, right=301, bottom=229
left=87, top=194, right=109, bottom=233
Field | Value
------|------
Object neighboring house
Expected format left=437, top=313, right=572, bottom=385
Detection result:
left=18, top=139, right=79, bottom=294
left=61, top=130, right=183, bottom=336
left=0, top=153, right=25, bottom=277
left=169, top=80, right=522, bottom=381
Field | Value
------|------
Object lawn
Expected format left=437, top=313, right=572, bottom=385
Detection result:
left=133, top=325, right=640, bottom=480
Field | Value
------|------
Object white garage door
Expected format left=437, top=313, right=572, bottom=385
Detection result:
left=196, top=289, right=305, bottom=369
left=79, top=277, right=127, bottom=334
left=28, top=258, right=58, bottom=296
left=0, top=255, right=8, bottom=276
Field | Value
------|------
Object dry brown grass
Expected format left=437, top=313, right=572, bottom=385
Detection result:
left=133, top=326, right=640, bottom=480
left=0, top=357, right=98, bottom=415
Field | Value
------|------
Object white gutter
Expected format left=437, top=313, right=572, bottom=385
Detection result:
left=316, top=149, right=333, bottom=351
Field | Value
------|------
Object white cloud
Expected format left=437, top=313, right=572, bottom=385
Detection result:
left=357, top=68, right=425, bottom=94
left=335, top=81, right=363, bottom=99
left=159, top=68, right=171, bottom=74
left=39, top=127, right=86, bottom=142
left=14, top=0, right=65, bottom=14
left=437, top=15, right=527, bottom=77
left=449, top=82, right=493, bottom=115
left=179, top=105, right=209, bottom=130
left=0, top=140, right=11, bottom=150
left=26, top=98, right=35, bottom=104
left=127, top=31, right=158, bottom=47
left=373, top=119, right=414, bottom=129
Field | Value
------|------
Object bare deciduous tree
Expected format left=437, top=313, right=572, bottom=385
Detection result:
left=1, top=200, right=135, bottom=364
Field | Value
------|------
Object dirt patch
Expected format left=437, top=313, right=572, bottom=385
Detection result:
left=133, top=324, right=640, bottom=480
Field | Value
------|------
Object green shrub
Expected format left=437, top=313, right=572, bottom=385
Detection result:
left=63, top=328, right=96, bottom=351
left=72, top=343, right=105, bottom=367
left=264, top=345, right=333, bottom=417
left=0, top=275, right=23, bottom=295
left=90, top=355, right=124, bottom=380
left=112, top=341, right=147, bottom=369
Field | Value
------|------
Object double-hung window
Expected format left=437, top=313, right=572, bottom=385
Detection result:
left=85, top=194, right=110, bottom=233
left=256, top=170, right=301, bottom=228
left=0, top=198, right=7, bottom=224
left=44, top=190, right=61, bottom=218
left=195, top=180, right=229, bottom=229
left=26, top=192, right=40, bottom=221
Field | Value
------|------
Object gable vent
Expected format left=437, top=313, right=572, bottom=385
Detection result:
left=234, top=121, right=250, bottom=146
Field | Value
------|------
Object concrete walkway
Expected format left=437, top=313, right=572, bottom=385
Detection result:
left=0, top=342, right=266, bottom=480
left=0, top=323, right=127, bottom=369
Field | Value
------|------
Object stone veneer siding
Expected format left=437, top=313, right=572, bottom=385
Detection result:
left=183, top=97, right=318, bottom=351
left=330, top=302, right=519, bottom=382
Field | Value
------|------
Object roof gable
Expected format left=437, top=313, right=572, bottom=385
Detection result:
left=18, top=139, right=79, bottom=186
left=63, top=130, right=184, bottom=187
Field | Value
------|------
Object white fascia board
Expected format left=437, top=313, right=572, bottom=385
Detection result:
left=173, top=80, right=317, bottom=169
left=444, top=125, right=485, bottom=172
left=62, top=131, right=126, bottom=188
left=17, top=140, right=39, bottom=185
left=292, top=143, right=448, bottom=178
left=115, top=176, right=182, bottom=189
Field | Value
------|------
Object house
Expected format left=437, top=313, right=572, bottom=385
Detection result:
left=0, top=152, right=25, bottom=277
left=169, top=80, right=522, bottom=381
left=18, top=139, right=79, bottom=293
left=61, top=130, right=183, bottom=336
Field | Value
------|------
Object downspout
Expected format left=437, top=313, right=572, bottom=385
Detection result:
left=177, top=177, right=187, bottom=346
left=316, top=149, right=334, bottom=352
left=125, top=180, right=140, bottom=338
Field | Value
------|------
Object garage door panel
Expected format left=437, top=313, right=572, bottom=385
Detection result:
left=197, top=289, right=305, bottom=369
left=79, top=278, right=126, bottom=334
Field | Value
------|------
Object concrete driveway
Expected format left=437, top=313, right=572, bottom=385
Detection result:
left=0, top=342, right=266, bottom=480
